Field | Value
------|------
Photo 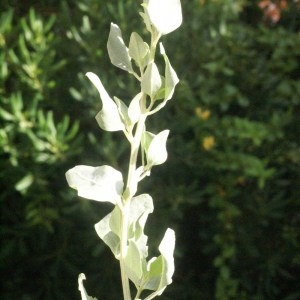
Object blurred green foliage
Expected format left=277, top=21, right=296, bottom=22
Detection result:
left=1, top=0, right=299, bottom=299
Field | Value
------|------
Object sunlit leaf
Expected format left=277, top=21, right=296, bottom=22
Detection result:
left=65, top=165, right=123, bottom=204
left=128, top=92, right=142, bottom=125
left=129, top=32, right=149, bottom=68
left=147, top=0, right=182, bottom=35
left=114, top=96, right=130, bottom=127
left=107, top=23, right=132, bottom=72
left=147, top=129, right=169, bottom=166
left=78, top=273, right=97, bottom=300
left=125, top=240, right=145, bottom=286
left=95, top=208, right=121, bottom=258
left=141, top=62, right=162, bottom=98
left=86, top=72, right=124, bottom=131
left=160, top=43, right=179, bottom=101
left=143, top=228, right=175, bottom=294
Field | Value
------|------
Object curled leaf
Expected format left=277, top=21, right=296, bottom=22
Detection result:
left=95, top=207, right=121, bottom=258
left=78, top=273, right=97, bottom=300
left=66, top=165, right=123, bottom=204
left=160, top=43, right=179, bottom=101
left=143, top=228, right=176, bottom=294
left=107, top=23, right=132, bottom=72
left=86, top=72, right=124, bottom=131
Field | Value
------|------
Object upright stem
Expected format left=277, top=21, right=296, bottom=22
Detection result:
left=120, top=111, right=147, bottom=300
left=120, top=201, right=131, bottom=300
left=119, top=27, right=159, bottom=299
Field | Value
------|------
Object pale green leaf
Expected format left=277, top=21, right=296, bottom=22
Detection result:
left=147, top=130, right=169, bottom=166
left=107, top=23, right=132, bottom=72
left=78, top=273, right=97, bottom=300
left=139, top=10, right=152, bottom=33
left=95, top=211, right=120, bottom=258
left=109, top=204, right=122, bottom=237
left=157, top=228, right=175, bottom=290
left=147, top=0, right=182, bottom=35
left=65, top=165, right=123, bottom=204
left=129, top=194, right=154, bottom=227
left=142, top=228, right=175, bottom=294
left=160, top=43, right=179, bottom=101
left=141, top=131, right=155, bottom=157
left=128, top=194, right=153, bottom=258
left=129, top=32, right=149, bottom=68
left=143, top=256, right=163, bottom=290
left=128, top=92, right=142, bottom=125
left=125, top=240, right=145, bottom=286
left=114, top=96, right=130, bottom=126
left=141, top=62, right=162, bottom=98
left=86, top=72, right=124, bottom=131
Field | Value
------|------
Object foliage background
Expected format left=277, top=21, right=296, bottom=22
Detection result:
left=1, top=0, right=299, bottom=299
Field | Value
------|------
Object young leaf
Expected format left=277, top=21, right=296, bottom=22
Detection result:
left=141, top=62, right=162, bottom=98
left=107, top=23, right=132, bottom=72
left=86, top=72, right=124, bottom=131
left=128, top=92, right=142, bottom=125
left=78, top=274, right=97, bottom=300
left=65, top=165, right=124, bottom=204
left=147, top=130, right=169, bottom=166
left=141, top=131, right=155, bottom=156
left=114, top=96, right=130, bottom=127
left=160, top=43, right=179, bottom=101
left=129, top=32, right=149, bottom=69
left=146, top=0, right=182, bottom=35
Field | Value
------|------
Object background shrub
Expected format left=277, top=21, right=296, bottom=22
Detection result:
left=1, top=0, right=299, bottom=299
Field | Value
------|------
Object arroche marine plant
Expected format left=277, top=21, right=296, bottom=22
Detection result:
left=65, top=1, right=182, bottom=299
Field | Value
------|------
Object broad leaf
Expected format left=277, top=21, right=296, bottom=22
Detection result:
left=65, top=165, right=123, bottom=204
left=86, top=72, right=124, bottom=131
left=141, top=62, right=162, bottom=98
left=147, top=0, right=182, bottom=35
left=95, top=194, right=153, bottom=259
left=107, top=23, right=132, bottom=72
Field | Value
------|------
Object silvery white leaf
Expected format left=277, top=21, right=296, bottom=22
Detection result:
left=86, top=72, right=124, bottom=131
left=66, top=165, right=123, bottom=204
